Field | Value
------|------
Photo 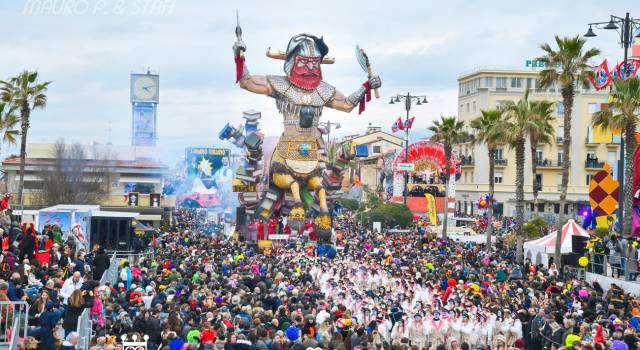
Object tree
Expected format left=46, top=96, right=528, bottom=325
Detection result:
left=470, top=109, right=505, bottom=250
left=363, top=202, right=412, bottom=228
left=503, top=89, right=552, bottom=263
left=537, top=35, right=600, bottom=267
left=339, top=198, right=359, bottom=211
left=0, top=102, right=19, bottom=155
left=0, top=71, right=51, bottom=205
left=522, top=216, right=549, bottom=239
left=428, top=116, right=471, bottom=238
left=33, top=140, right=110, bottom=206
left=529, top=100, right=555, bottom=216
left=592, top=76, right=640, bottom=235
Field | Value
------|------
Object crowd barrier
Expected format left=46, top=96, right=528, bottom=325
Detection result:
left=0, top=301, right=29, bottom=350
left=77, top=252, right=118, bottom=350
left=587, top=253, right=640, bottom=282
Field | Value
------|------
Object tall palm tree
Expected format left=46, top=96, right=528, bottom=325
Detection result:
left=0, top=102, right=20, bottom=155
left=0, top=71, right=51, bottom=205
left=537, top=35, right=600, bottom=267
left=428, top=116, right=470, bottom=238
left=470, top=109, right=505, bottom=251
left=529, top=100, right=555, bottom=217
left=592, top=77, right=640, bottom=236
left=503, top=89, right=551, bottom=262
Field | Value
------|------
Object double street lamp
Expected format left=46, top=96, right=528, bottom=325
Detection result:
left=389, top=93, right=428, bottom=205
left=584, top=12, right=640, bottom=233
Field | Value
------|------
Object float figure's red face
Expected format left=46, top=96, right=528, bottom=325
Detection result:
left=290, top=56, right=322, bottom=90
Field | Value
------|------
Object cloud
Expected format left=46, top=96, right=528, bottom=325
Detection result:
left=0, top=0, right=633, bottom=164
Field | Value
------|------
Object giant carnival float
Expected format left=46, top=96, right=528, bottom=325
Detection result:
left=218, top=18, right=381, bottom=253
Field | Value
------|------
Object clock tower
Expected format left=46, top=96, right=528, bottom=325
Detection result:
left=130, top=71, right=159, bottom=146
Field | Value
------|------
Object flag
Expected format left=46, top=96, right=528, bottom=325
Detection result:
left=404, top=117, right=416, bottom=130
left=425, top=194, right=438, bottom=225
left=589, top=59, right=612, bottom=90
left=391, top=119, right=400, bottom=133
left=616, top=59, right=640, bottom=81
left=397, top=117, right=405, bottom=131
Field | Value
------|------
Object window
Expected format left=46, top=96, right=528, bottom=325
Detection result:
left=557, top=150, right=564, bottom=164
left=535, top=174, right=543, bottom=191
left=472, top=101, right=476, bottom=112
left=529, top=203, right=535, bottom=212
left=588, top=103, right=599, bottom=114
left=536, top=149, right=543, bottom=162
left=556, top=102, right=565, bottom=117
left=496, top=100, right=508, bottom=110
left=511, top=77, right=524, bottom=88
left=538, top=203, right=545, bottom=212
left=373, top=145, right=381, bottom=154
left=495, top=148, right=504, bottom=160
left=526, top=78, right=533, bottom=89
left=496, top=77, right=507, bottom=89
left=564, top=204, right=569, bottom=215
left=464, top=172, right=468, bottom=183
left=586, top=174, right=594, bottom=185
left=466, top=103, right=470, bottom=113
left=554, top=204, right=560, bottom=213
left=494, top=172, right=503, bottom=184
left=484, top=77, right=493, bottom=87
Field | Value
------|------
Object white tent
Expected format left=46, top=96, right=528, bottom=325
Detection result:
left=523, top=219, right=590, bottom=266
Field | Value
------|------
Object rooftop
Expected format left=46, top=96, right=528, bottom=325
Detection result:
left=2, top=157, right=168, bottom=169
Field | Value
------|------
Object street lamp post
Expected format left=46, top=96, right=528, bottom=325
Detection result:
left=320, top=120, right=341, bottom=145
left=389, top=93, right=428, bottom=205
left=584, top=13, right=640, bottom=233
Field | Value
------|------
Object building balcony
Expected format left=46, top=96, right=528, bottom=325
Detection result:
left=585, top=159, right=605, bottom=169
left=460, top=156, right=474, bottom=166
left=494, top=158, right=508, bottom=166
left=585, top=137, right=599, bottom=147
left=536, top=158, right=563, bottom=168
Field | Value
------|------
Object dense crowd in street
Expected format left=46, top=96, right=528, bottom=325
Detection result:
left=3, top=209, right=640, bottom=350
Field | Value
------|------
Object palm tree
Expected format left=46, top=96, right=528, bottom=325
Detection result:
left=428, top=116, right=470, bottom=238
left=537, top=35, right=600, bottom=267
left=0, top=71, right=51, bottom=205
left=0, top=102, right=19, bottom=155
left=503, top=89, right=552, bottom=263
left=592, top=77, right=640, bottom=236
left=470, top=109, right=505, bottom=251
left=528, top=100, right=555, bottom=217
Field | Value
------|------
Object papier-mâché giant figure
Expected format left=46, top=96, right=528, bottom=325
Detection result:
left=233, top=30, right=381, bottom=229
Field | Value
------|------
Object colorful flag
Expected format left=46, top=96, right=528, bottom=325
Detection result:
left=425, top=193, right=438, bottom=225
left=391, top=118, right=400, bottom=133
left=589, top=59, right=612, bottom=90
left=397, top=117, right=405, bottom=131
left=616, top=59, right=640, bottom=81
left=404, top=117, right=416, bottom=130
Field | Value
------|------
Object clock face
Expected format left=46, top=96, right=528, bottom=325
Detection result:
left=133, top=76, right=158, bottom=101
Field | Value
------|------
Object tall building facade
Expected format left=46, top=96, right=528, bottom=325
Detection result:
left=455, top=66, right=616, bottom=223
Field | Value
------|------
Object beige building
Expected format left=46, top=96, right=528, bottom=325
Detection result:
left=2, top=143, right=175, bottom=214
left=455, top=66, right=616, bottom=222
left=341, top=126, right=406, bottom=191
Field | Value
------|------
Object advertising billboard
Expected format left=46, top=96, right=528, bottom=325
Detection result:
left=132, top=102, right=155, bottom=146
left=180, top=148, right=233, bottom=208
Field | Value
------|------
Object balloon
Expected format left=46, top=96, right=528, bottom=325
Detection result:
left=578, top=256, right=589, bottom=267
left=447, top=278, right=457, bottom=287
left=469, top=283, right=480, bottom=293
left=426, top=263, right=434, bottom=270
left=579, top=289, right=588, bottom=298
left=393, top=258, right=401, bottom=264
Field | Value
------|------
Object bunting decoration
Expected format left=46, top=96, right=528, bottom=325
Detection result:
left=589, top=59, right=612, bottom=91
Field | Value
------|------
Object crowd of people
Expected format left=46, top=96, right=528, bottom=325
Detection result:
left=4, top=209, right=640, bottom=350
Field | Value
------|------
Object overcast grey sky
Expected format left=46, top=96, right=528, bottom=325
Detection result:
left=0, top=0, right=636, bottom=163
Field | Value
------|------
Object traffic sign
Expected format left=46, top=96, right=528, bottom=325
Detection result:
left=397, top=163, right=415, bottom=171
